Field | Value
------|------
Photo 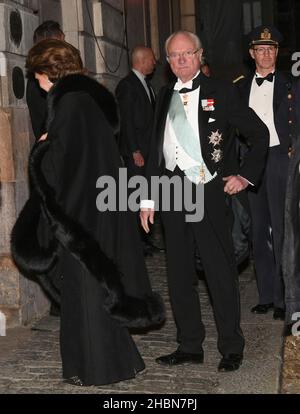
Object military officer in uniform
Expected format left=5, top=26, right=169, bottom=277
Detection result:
left=235, top=26, right=295, bottom=320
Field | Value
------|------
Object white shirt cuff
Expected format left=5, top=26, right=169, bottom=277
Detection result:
left=140, top=200, right=155, bottom=209
left=238, top=175, right=254, bottom=186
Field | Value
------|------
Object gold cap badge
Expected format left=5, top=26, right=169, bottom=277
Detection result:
left=261, top=28, right=271, bottom=41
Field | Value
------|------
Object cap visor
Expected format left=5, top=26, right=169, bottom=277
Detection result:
left=250, top=40, right=278, bottom=46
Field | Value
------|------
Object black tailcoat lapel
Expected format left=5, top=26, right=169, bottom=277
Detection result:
left=237, top=74, right=253, bottom=105
left=198, top=73, right=217, bottom=168
left=155, top=85, right=174, bottom=167
left=273, top=71, right=290, bottom=114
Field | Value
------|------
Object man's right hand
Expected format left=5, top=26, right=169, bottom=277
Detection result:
left=133, top=151, right=145, bottom=167
left=140, top=208, right=155, bottom=233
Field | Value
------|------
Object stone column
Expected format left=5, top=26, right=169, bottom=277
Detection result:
left=0, top=1, right=49, bottom=327
left=180, top=0, right=196, bottom=32
left=61, top=0, right=129, bottom=92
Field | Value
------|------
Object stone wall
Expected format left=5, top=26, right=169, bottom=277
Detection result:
left=0, top=0, right=49, bottom=327
left=180, top=0, right=196, bottom=32
left=61, top=0, right=129, bottom=92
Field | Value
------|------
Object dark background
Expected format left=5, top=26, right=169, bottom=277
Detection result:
left=194, top=0, right=300, bottom=80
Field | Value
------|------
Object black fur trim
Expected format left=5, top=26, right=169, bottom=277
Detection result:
left=46, top=74, right=119, bottom=134
left=105, top=291, right=165, bottom=329
left=12, top=141, right=165, bottom=329
left=11, top=194, right=58, bottom=276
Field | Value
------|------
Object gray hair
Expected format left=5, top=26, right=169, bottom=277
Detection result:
left=165, top=31, right=202, bottom=56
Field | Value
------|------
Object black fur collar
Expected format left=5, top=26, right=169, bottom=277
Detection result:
left=46, top=74, right=119, bottom=133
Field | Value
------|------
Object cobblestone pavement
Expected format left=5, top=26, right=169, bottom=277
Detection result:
left=0, top=252, right=289, bottom=394
left=282, top=335, right=300, bottom=393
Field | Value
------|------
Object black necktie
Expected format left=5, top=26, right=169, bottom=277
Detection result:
left=178, top=73, right=202, bottom=94
left=255, top=72, right=274, bottom=86
left=145, top=78, right=155, bottom=109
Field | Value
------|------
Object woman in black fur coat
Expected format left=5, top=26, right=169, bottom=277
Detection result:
left=11, top=39, right=164, bottom=386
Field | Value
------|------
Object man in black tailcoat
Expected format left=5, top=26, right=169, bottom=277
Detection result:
left=140, top=30, right=269, bottom=372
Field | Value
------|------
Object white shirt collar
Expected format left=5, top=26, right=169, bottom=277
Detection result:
left=132, top=68, right=145, bottom=83
left=174, top=71, right=200, bottom=91
left=255, top=70, right=275, bottom=79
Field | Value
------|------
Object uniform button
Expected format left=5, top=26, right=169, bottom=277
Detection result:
left=289, top=120, right=293, bottom=124
left=289, top=107, right=292, bottom=111
left=288, top=94, right=292, bottom=99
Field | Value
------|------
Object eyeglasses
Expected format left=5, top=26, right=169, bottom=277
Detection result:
left=253, top=46, right=277, bottom=55
left=167, top=49, right=200, bottom=61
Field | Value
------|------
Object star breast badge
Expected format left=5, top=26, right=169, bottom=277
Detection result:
left=211, top=149, right=223, bottom=163
left=208, top=130, right=223, bottom=147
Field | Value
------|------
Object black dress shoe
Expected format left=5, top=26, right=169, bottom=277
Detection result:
left=156, top=349, right=204, bottom=366
left=218, top=354, right=243, bottom=372
left=273, top=307, right=285, bottom=320
left=251, top=303, right=273, bottom=314
left=64, top=376, right=85, bottom=386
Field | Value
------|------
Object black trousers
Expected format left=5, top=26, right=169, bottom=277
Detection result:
left=248, top=147, right=289, bottom=308
left=160, top=168, right=244, bottom=356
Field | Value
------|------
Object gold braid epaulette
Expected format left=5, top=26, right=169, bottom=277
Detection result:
left=233, top=75, right=245, bottom=84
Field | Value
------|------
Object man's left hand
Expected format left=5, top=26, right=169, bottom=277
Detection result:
left=223, top=175, right=249, bottom=195
left=38, top=133, right=48, bottom=141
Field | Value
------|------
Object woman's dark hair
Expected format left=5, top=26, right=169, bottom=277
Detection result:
left=26, top=39, right=84, bottom=82
left=33, top=20, right=64, bottom=44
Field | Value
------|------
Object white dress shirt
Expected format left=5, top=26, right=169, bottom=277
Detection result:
left=249, top=73, right=280, bottom=147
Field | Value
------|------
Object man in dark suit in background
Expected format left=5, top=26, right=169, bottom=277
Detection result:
left=236, top=26, right=295, bottom=321
left=116, top=46, right=163, bottom=255
left=26, top=21, right=65, bottom=140
left=116, top=46, right=156, bottom=177
left=140, top=31, right=269, bottom=371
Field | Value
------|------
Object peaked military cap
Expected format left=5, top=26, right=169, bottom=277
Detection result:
left=248, top=25, right=283, bottom=47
